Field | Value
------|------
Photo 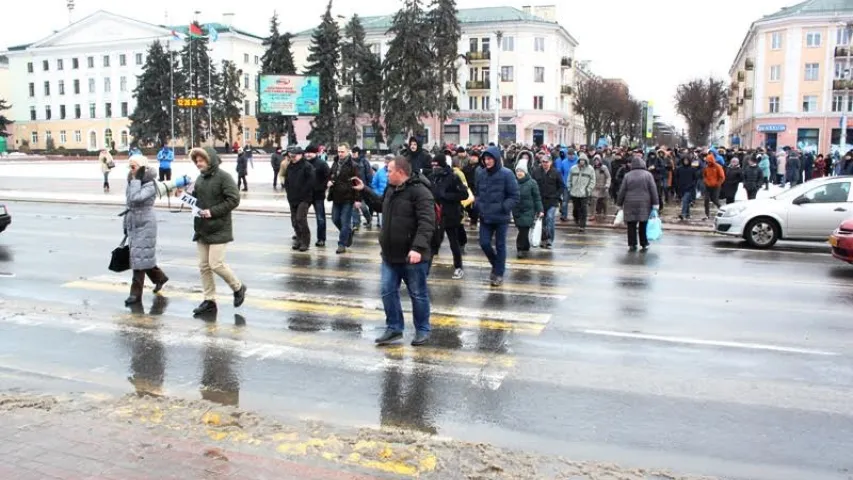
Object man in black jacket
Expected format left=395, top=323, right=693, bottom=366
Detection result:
left=328, top=143, right=362, bottom=254
left=284, top=147, right=315, bottom=251
left=405, top=136, right=432, bottom=176
left=352, top=156, right=435, bottom=347
left=306, top=144, right=329, bottom=247
left=271, top=146, right=284, bottom=190
left=532, top=155, right=565, bottom=248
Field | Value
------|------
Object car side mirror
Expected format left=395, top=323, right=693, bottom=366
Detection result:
left=793, top=196, right=810, bottom=205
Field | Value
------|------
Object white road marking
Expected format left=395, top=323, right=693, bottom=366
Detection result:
left=583, top=329, right=838, bottom=356
left=0, top=272, right=15, bottom=278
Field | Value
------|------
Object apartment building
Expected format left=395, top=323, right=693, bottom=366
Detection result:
left=291, top=5, right=582, bottom=148
left=728, top=0, right=853, bottom=154
left=2, top=10, right=264, bottom=152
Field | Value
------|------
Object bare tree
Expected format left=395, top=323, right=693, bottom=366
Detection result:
left=675, top=77, right=728, bottom=146
left=574, top=77, right=608, bottom=145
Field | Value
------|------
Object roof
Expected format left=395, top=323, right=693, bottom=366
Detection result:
left=761, top=0, right=853, bottom=21
left=165, top=23, right=265, bottom=41
left=7, top=44, right=31, bottom=51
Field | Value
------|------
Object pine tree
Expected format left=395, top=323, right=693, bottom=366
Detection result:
left=304, top=0, right=341, bottom=147
left=258, top=12, right=298, bottom=146
left=129, top=41, right=184, bottom=146
left=338, top=15, right=384, bottom=147
left=427, top=0, right=461, bottom=123
left=178, top=24, right=215, bottom=147
left=0, top=98, right=13, bottom=137
left=383, top=0, right=435, bottom=141
left=212, top=60, right=245, bottom=145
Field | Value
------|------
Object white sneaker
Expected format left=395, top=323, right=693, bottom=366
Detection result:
left=452, top=268, right=465, bottom=280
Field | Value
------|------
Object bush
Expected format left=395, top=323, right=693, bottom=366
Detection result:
left=45, top=137, right=56, bottom=152
left=19, top=139, right=30, bottom=153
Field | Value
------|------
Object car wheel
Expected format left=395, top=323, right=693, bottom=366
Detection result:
left=744, top=217, right=779, bottom=249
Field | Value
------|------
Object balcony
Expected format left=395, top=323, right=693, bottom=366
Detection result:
left=561, top=85, right=573, bottom=95
left=835, top=46, right=850, bottom=58
left=465, top=80, right=491, bottom=90
left=737, top=71, right=745, bottom=82
left=730, top=81, right=739, bottom=92
left=833, top=79, right=853, bottom=90
left=737, top=97, right=744, bottom=106
left=745, top=58, right=754, bottom=71
left=730, top=104, right=738, bottom=113
left=561, top=56, right=572, bottom=68
left=744, top=88, right=753, bottom=100
left=466, top=51, right=490, bottom=62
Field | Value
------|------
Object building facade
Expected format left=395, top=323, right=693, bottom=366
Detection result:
left=728, top=0, right=853, bottom=154
left=291, top=5, right=583, bottom=149
left=1, top=10, right=265, bottom=152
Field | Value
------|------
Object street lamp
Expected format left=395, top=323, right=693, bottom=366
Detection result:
left=494, top=30, right=503, bottom=146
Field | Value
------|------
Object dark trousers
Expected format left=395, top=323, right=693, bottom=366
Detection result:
left=704, top=186, right=721, bottom=216
left=158, top=168, right=172, bottom=182
left=457, top=224, right=468, bottom=247
left=517, top=226, right=531, bottom=252
left=237, top=175, right=248, bottom=190
left=290, top=201, right=311, bottom=247
left=272, top=167, right=280, bottom=187
left=626, top=221, right=649, bottom=248
left=746, top=188, right=758, bottom=200
left=443, top=225, right=464, bottom=269
left=312, top=197, right=327, bottom=242
left=466, top=205, right=479, bottom=225
left=130, top=267, right=168, bottom=298
left=479, top=222, right=509, bottom=276
left=571, top=196, right=589, bottom=228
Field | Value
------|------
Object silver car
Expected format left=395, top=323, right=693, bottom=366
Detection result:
left=714, top=176, right=853, bottom=248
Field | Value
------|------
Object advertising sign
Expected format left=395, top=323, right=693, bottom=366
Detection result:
left=644, top=101, right=654, bottom=139
left=258, top=75, right=320, bottom=116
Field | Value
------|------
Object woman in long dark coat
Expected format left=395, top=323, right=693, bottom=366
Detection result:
left=616, top=156, right=660, bottom=251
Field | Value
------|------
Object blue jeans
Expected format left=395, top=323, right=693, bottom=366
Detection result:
left=331, top=202, right=354, bottom=247
left=559, top=186, right=570, bottom=218
left=479, top=222, right=509, bottom=276
left=544, top=206, right=558, bottom=242
left=680, top=189, right=695, bottom=218
left=313, top=198, right=326, bottom=242
left=381, top=261, right=431, bottom=333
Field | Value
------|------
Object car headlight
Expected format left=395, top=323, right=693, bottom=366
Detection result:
left=721, top=204, right=748, bottom=218
left=0, top=206, right=6, bottom=215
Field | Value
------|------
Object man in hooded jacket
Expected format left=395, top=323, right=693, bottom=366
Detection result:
left=568, top=154, right=596, bottom=231
left=475, top=146, right=520, bottom=287
left=405, top=136, right=432, bottom=177
left=556, top=148, right=577, bottom=221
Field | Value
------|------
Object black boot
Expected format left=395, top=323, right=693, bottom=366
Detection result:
left=233, top=284, right=247, bottom=307
left=193, top=300, right=218, bottom=316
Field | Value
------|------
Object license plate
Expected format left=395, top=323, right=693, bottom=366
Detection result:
left=829, top=236, right=838, bottom=247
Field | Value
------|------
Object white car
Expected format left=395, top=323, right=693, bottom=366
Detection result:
left=714, top=176, right=853, bottom=248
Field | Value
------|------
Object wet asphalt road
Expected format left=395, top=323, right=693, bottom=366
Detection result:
left=1, top=201, right=852, bottom=480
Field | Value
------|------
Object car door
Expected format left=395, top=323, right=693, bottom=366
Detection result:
left=785, top=180, right=853, bottom=239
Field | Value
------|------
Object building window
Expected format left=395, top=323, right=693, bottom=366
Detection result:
left=441, top=124, right=460, bottom=145
left=45, top=131, right=52, bottom=141
left=244, top=73, right=249, bottom=88
left=119, top=54, right=126, bottom=66
left=31, top=132, right=38, bottom=144
left=120, top=76, right=127, bottom=92
left=848, top=96, right=853, bottom=112
left=770, top=65, right=781, bottom=81
left=60, top=130, right=67, bottom=144
left=57, top=59, right=64, bottom=70
left=105, top=103, right=112, bottom=118
left=74, top=130, right=81, bottom=143
left=45, top=106, right=51, bottom=120
left=838, top=27, right=852, bottom=45
left=104, top=128, right=113, bottom=148
left=469, top=124, right=489, bottom=145
left=73, top=79, right=80, bottom=94
left=468, top=96, right=479, bottom=110
left=797, top=128, right=819, bottom=151
left=59, top=105, right=66, bottom=119
left=833, top=94, right=844, bottom=112
left=481, top=67, right=490, bottom=82
left=29, top=106, right=36, bottom=120
left=44, top=81, right=50, bottom=96
left=244, top=53, right=249, bottom=63
left=802, top=95, right=818, bottom=112
left=533, top=95, right=544, bottom=110
left=499, top=124, right=517, bottom=144
left=534, top=37, right=545, bottom=52
left=255, top=100, right=259, bottom=115
left=87, top=56, right=94, bottom=68
left=534, top=67, right=545, bottom=83
left=806, top=31, right=822, bottom=47
left=771, top=31, right=783, bottom=50
left=501, top=36, right=514, bottom=51
left=89, top=103, right=96, bottom=118
left=74, top=104, right=81, bottom=119
left=255, top=129, right=261, bottom=142
left=43, top=60, right=49, bottom=71
left=483, top=96, right=490, bottom=110
left=469, top=38, right=478, bottom=53
left=136, top=53, right=143, bottom=65
left=501, top=95, right=514, bottom=109
left=72, top=58, right=79, bottom=69
left=805, top=63, right=820, bottom=81
left=120, top=131, right=129, bottom=148
left=88, top=131, right=97, bottom=150
left=500, top=66, right=514, bottom=82
left=28, top=83, right=34, bottom=97
left=482, top=37, right=490, bottom=53
left=254, top=55, right=259, bottom=65
left=58, top=80, right=65, bottom=95
left=104, top=78, right=111, bottom=93
left=103, top=55, right=110, bottom=67
left=27, top=62, right=33, bottom=73
left=835, top=61, right=848, bottom=79
left=121, top=102, right=128, bottom=117
left=244, top=100, right=250, bottom=115
left=88, top=78, right=95, bottom=93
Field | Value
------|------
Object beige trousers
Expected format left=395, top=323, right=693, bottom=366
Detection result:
left=197, top=242, right=242, bottom=300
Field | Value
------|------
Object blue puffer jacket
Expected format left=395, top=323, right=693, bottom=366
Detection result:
left=157, top=147, right=174, bottom=169
left=475, top=146, right=520, bottom=224
left=372, top=165, right=389, bottom=196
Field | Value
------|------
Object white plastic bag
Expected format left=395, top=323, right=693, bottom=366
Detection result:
left=530, top=218, right=542, bottom=248
left=613, top=209, right=624, bottom=226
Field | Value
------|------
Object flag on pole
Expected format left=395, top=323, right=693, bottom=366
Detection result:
left=207, top=24, right=219, bottom=42
left=171, top=30, right=185, bottom=42
left=189, top=23, right=204, bottom=38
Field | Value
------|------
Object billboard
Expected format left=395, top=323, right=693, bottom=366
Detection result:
left=258, top=75, right=320, bottom=116
left=644, top=100, right=654, bottom=139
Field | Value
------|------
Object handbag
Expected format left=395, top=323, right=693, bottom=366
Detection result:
left=613, top=209, right=624, bottom=226
left=646, top=210, right=663, bottom=241
left=530, top=218, right=542, bottom=248
left=109, top=235, right=130, bottom=272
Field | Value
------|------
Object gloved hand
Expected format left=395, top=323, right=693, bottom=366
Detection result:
left=135, top=166, right=146, bottom=181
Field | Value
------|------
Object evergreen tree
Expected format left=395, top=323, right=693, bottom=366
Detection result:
left=129, top=41, right=184, bottom=146
left=178, top=23, right=215, bottom=147
left=338, top=15, right=384, bottom=146
left=383, top=0, right=435, bottom=140
left=304, top=0, right=341, bottom=146
left=360, top=50, right=385, bottom=145
left=0, top=98, right=13, bottom=137
left=212, top=60, right=245, bottom=145
left=258, top=12, right=298, bottom=146
left=427, top=0, right=461, bottom=123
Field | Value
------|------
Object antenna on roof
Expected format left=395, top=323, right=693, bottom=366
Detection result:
left=66, top=0, right=75, bottom=24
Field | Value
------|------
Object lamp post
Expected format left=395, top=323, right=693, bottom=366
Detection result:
left=494, top=30, right=503, bottom=146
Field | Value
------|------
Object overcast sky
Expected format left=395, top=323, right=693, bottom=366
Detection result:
left=3, top=0, right=796, bottom=128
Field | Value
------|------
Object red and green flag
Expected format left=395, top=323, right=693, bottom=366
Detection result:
left=189, top=23, right=204, bottom=38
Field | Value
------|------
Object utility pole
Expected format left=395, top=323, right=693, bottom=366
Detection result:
left=494, top=30, right=503, bottom=146
left=66, top=0, right=75, bottom=24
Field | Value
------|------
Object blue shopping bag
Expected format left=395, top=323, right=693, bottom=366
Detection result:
left=646, top=210, right=663, bottom=241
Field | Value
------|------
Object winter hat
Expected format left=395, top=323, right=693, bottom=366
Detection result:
left=515, top=164, right=528, bottom=174
left=129, top=154, right=149, bottom=168
left=432, top=153, right=449, bottom=168
left=305, top=144, right=319, bottom=154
